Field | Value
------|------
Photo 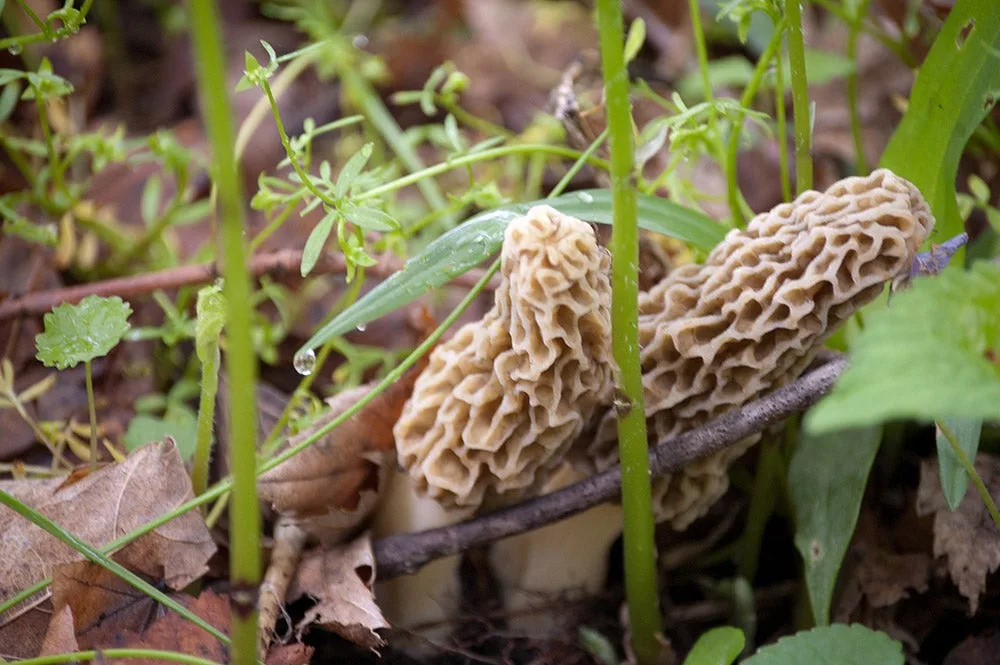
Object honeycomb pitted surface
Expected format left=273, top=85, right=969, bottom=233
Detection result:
left=394, top=205, right=614, bottom=510
left=575, top=169, right=935, bottom=528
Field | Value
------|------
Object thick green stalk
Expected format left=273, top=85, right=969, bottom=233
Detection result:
left=775, top=50, right=792, bottom=201
left=785, top=0, right=813, bottom=193
left=84, top=359, right=97, bottom=471
left=187, top=0, right=260, bottom=661
left=847, top=0, right=872, bottom=173
left=595, top=1, right=663, bottom=663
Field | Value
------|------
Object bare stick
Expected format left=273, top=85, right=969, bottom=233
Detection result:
left=374, top=355, right=847, bottom=578
left=0, top=250, right=492, bottom=321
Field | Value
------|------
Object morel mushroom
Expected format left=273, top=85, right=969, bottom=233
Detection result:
left=394, top=204, right=615, bottom=510
left=576, top=169, right=935, bottom=528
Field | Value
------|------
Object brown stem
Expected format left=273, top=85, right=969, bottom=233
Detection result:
left=373, top=355, right=848, bottom=578
left=0, top=250, right=493, bottom=321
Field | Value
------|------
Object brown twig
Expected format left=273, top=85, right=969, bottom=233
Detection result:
left=373, top=355, right=848, bottom=578
left=0, top=250, right=493, bottom=321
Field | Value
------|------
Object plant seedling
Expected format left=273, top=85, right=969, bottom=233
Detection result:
left=35, top=295, right=132, bottom=471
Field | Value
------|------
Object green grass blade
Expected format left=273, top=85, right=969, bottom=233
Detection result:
left=879, top=0, right=1000, bottom=257
left=297, top=191, right=725, bottom=354
left=936, top=417, right=983, bottom=510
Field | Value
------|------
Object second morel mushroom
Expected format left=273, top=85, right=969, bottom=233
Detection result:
left=393, top=204, right=615, bottom=510
left=576, top=168, right=935, bottom=528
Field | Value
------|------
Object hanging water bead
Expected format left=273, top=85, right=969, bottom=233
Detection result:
left=293, top=348, right=317, bottom=376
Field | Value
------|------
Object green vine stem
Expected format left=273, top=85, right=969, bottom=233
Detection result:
left=785, top=0, right=813, bottom=193
left=188, top=0, right=261, bottom=661
left=937, top=421, right=1000, bottom=531
left=9, top=649, right=223, bottom=665
left=775, top=49, right=792, bottom=201
left=846, top=0, right=872, bottom=173
left=726, top=24, right=787, bottom=226
left=596, top=1, right=663, bottom=662
left=83, top=359, right=97, bottom=472
left=192, top=333, right=221, bottom=498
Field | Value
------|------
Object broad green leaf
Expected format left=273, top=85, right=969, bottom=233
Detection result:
left=936, top=418, right=983, bottom=510
left=789, top=427, right=882, bottom=625
left=335, top=142, right=373, bottom=198
left=683, top=627, right=745, bottom=665
left=195, top=283, right=226, bottom=364
left=806, top=262, right=1000, bottom=433
left=743, top=625, right=903, bottom=665
left=123, top=407, right=197, bottom=461
left=300, top=210, right=338, bottom=277
left=297, top=191, right=726, bottom=353
left=879, top=0, right=1000, bottom=259
left=35, top=295, right=132, bottom=370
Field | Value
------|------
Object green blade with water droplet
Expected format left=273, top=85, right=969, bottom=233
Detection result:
left=296, top=190, right=726, bottom=355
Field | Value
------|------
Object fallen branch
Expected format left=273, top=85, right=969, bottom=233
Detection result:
left=0, top=250, right=491, bottom=321
left=374, top=354, right=848, bottom=578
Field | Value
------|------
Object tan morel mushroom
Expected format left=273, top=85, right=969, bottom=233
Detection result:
left=577, top=168, right=935, bottom=528
left=394, top=204, right=615, bottom=510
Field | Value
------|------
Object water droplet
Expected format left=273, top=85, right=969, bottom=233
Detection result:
left=576, top=191, right=594, bottom=203
left=7, top=44, right=23, bottom=55
left=352, top=34, right=369, bottom=49
left=355, top=323, right=367, bottom=332
left=293, top=348, right=316, bottom=375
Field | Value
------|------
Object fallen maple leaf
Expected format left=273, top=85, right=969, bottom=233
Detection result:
left=916, top=457, right=1000, bottom=614
left=289, top=531, right=388, bottom=651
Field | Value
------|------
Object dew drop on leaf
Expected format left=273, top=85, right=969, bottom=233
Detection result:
left=576, top=191, right=594, bottom=203
left=355, top=323, right=367, bottom=332
left=293, top=348, right=316, bottom=376
left=7, top=44, right=23, bottom=55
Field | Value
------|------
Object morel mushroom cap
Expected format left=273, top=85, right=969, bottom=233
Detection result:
left=394, top=205, right=614, bottom=510
left=577, top=169, right=935, bottom=528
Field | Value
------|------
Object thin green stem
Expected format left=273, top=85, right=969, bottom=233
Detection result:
left=846, top=0, right=872, bottom=174
left=10, top=649, right=223, bottom=665
left=726, top=23, right=787, bottom=226
left=83, top=359, right=97, bottom=471
left=938, top=421, right=1000, bottom=531
left=111, top=170, right=189, bottom=269
left=596, top=1, right=662, bottom=663
left=192, top=342, right=220, bottom=498
left=34, top=95, right=63, bottom=194
left=358, top=143, right=609, bottom=203
left=188, top=0, right=260, bottom=661
left=0, top=489, right=231, bottom=646
left=775, top=47, right=792, bottom=201
left=738, top=438, right=785, bottom=579
left=785, top=0, right=813, bottom=193
left=810, top=0, right=916, bottom=67
left=688, top=0, right=713, bottom=104
left=551, top=128, right=609, bottom=197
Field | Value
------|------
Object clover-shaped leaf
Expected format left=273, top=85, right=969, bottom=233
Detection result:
left=36, top=295, right=132, bottom=370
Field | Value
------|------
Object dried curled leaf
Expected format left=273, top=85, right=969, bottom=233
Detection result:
left=394, top=205, right=614, bottom=509
left=579, top=169, right=934, bottom=528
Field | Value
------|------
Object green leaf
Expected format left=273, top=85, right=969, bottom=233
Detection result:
left=624, top=17, right=646, bottom=64
left=578, top=627, right=618, bottom=665
left=743, top=625, right=903, bottom=665
left=300, top=210, right=338, bottom=277
left=335, top=142, right=373, bottom=198
left=683, top=627, right=745, bottom=665
left=140, top=174, right=161, bottom=225
left=789, top=427, right=882, bottom=625
left=936, top=418, right=983, bottom=510
left=296, top=191, right=726, bottom=353
left=345, top=203, right=400, bottom=232
left=0, top=80, right=22, bottom=123
left=35, top=295, right=132, bottom=370
left=806, top=262, right=1000, bottom=433
left=880, top=0, right=1000, bottom=260
left=195, top=283, right=226, bottom=364
left=124, top=406, right=198, bottom=461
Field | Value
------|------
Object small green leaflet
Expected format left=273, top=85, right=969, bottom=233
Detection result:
left=936, top=418, right=983, bottom=510
left=301, top=210, right=338, bottom=277
left=296, top=190, right=726, bottom=355
left=35, top=295, right=132, bottom=370
left=195, top=283, right=226, bottom=364
left=682, top=627, right=745, bottom=665
left=806, top=262, right=1000, bottom=433
left=124, top=408, right=198, bottom=461
left=743, top=625, right=903, bottom=665
left=788, top=426, right=882, bottom=625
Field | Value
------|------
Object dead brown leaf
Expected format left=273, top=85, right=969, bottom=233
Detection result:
left=38, top=605, right=78, bottom=656
left=943, top=630, right=1000, bottom=665
left=916, top=457, right=1000, bottom=614
left=257, top=352, right=428, bottom=543
left=266, top=643, right=315, bottom=665
left=0, top=440, right=215, bottom=631
left=855, top=546, right=932, bottom=608
left=289, top=531, right=388, bottom=651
